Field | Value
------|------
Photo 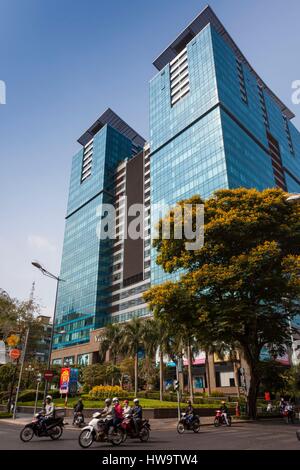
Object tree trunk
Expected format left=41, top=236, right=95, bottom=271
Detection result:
left=205, top=351, right=211, bottom=396
left=134, top=352, right=138, bottom=397
left=247, top=369, right=260, bottom=420
left=187, top=344, right=194, bottom=403
left=159, top=349, right=164, bottom=401
left=233, top=361, right=240, bottom=398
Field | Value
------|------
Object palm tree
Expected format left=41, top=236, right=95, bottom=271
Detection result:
left=98, top=323, right=122, bottom=364
left=120, top=317, right=144, bottom=396
left=142, top=318, right=172, bottom=400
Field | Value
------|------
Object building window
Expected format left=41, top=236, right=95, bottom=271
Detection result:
left=77, top=353, right=89, bottom=366
left=52, top=358, right=62, bottom=365
left=236, top=59, right=248, bottom=104
left=63, top=356, right=75, bottom=366
left=81, top=139, right=93, bottom=182
left=170, top=47, right=190, bottom=106
left=283, top=114, right=295, bottom=155
left=258, top=85, right=269, bottom=129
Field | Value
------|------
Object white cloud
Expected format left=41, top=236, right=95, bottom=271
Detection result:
left=28, top=234, right=56, bottom=252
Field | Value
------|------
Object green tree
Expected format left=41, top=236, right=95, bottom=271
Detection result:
left=120, top=317, right=144, bottom=396
left=98, top=323, right=122, bottom=364
left=144, top=188, right=300, bottom=419
left=82, top=363, right=107, bottom=389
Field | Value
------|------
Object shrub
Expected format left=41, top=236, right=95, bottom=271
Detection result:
left=18, top=389, right=60, bottom=402
left=89, top=385, right=127, bottom=399
left=0, top=412, right=12, bottom=419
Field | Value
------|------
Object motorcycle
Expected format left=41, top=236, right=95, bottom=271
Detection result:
left=73, top=411, right=85, bottom=427
left=177, top=412, right=200, bottom=434
left=120, top=415, right=151, bottom=442
left=20, top=412, right=64, bottom=442
left=78, top=412, right=123, bottom=448
left=214, top=409, right=232, bottom=427
left=283, top=407, right=295, bottom=424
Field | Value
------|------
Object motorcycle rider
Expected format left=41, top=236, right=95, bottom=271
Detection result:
left=112, top=397, right=123, bottom=430
left=73, top=397, right=84, bottom=425
left=279, top=397, right=287, bottom=414
left=99, top=398, right=113, bottom=431
left=285, top=400, right=294, bottom=423
left=185, top=399, right=196, bottom=425
left=123, top=400, right=132, bottom=417
left=41, top=395, right=55, bottom=431
left=220, top=400, right=229, bottom=426
left=132, top=398, right=143, bottom=434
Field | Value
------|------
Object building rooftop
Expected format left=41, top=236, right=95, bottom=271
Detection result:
left=78, top=108, right=146, bottom=147
left=152, top=5, right=294, bottom=120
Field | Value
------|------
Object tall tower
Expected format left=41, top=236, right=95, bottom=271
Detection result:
left=53, top=109, right=145, bottom=352
left=149, top=5, right=300, bottom=285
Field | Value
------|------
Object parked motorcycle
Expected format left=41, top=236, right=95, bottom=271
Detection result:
left=177, top=412, right=200, bottom=434
left=78, top=412, right=123, bottom=448
left=73, top=411, right=85, bottom=427
left=120, top=416, right=151, bottom=442
left=20, top=412, right=64, bottom=442
left=214, top=409, right=232, bottom=427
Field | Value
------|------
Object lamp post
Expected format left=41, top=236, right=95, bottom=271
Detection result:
left=31, top=261, right=64, bottom=400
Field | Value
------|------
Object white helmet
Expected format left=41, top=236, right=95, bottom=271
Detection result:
left=112, top=397, right=119, bottom=404
left=105, top=398, right=111, bottom=405
left=46, top=395, right=52, bottom=400
left=133, top=398, right=139, bottom=404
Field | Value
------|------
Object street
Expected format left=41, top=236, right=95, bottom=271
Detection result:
left=0, top=420, right=299, bottom=450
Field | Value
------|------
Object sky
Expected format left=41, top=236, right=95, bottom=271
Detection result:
left=0, top=0, right=299, bottom=317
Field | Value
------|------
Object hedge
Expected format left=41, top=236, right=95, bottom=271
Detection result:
left=0, top=412, right=12, bottom=419
left=18, top=389, right=61, bottom=402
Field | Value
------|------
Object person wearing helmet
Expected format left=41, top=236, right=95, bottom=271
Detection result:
left=132, top=398, right=143, bottom=434
left=41, top=395, right=55, bottom=432
left=110, top=397, right=123, bottom=431
left=73, top=397, right=84, bottom=425
left=185, top=399, right=195, bottom=425
left=123, top=399, right=131, bottom=417
left=100, top=398, right=113, bottom=419
left=220, top=400, right=229, bottom=426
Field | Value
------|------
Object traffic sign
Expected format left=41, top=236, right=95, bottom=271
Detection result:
left=44, top=370, right=54, bottom=381
left=9, top=349, right=21, bottom=360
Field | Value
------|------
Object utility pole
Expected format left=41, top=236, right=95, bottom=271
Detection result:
left=13, top=328, right=29, bottom=419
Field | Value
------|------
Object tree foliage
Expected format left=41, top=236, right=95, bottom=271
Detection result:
left=144, top=188, right=300, bottom=418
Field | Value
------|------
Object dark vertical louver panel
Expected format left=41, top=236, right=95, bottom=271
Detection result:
left=267, top=132, right=287, bottom=190
left=123, top=151, right=144, bottom=284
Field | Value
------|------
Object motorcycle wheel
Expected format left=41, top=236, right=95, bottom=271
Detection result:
left=50, top=426, right=63, bottom=440
left=177, top=422, right=185, bottom=434
left=139, top=427, right=150, bottom=442
left=192, top=421, right=200, bottom=433
left=214, top=418, right=220, bottom=427
left=110, top=429, right=123, bottom=446
left=78, top=429, right=94, bottom=448
left=20, top=426, right=34, bottom=442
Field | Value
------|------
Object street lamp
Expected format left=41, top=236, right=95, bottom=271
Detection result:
left=31, top=261, right=65, bottom=399
left=286, top=193, right=300, bottom=205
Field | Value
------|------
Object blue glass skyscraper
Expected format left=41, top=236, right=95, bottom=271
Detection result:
left=53, top=109, right=145, bottom=353
left=150, top=5, right=300, bottom=285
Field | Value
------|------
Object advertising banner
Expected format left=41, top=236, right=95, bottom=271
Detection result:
left=59, top=367, right=70, bottom=394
